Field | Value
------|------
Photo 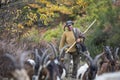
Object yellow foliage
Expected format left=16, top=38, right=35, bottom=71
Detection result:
left=21, top=0, right=87, bottom=26
left=76, top=0, right=87, bottom=8
left=11, top=29, right=17, bottom=33
left=46, top=12, right=54, bottom=17
left=46, top=4, right=53, bottom=8
left=40, top=0, right=51, bottom=4
left=27, top=12, right=37, bottom=21
left=24, top=6, right=30, bottom=9
left=26, top=20, right=33, bottom=26
left=40, top=14, right=47, bottom=20
left=40, top=14, right=49, bottom=25
left=22, top=30, right=31, bottom=40
left=59, top=6, right=72, bottom=14
left=76, top=0, right=83, bottom=5
left=17, top=24, right=24, bottom=29
left=28, top=4, right=41, bottom=8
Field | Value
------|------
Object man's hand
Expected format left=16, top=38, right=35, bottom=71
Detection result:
left=76, top=38, right=83, bottom=42
left=64, top=47, right=68, bottom=52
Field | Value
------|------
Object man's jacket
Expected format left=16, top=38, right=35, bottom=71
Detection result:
left=59, top=28, right=85, bottom=53
left=59, top=30, right=76, bottom=53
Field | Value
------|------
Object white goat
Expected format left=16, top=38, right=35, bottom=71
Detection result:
left=95, top=71, right=120, bottom=80
left=76, top=63, right=89, bottom=79
left=27, top=59, right=36, bottom=68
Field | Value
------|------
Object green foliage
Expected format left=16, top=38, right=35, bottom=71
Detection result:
left=43, top=23, right=63, bottom=42
left=75, top=0, right=120, bottom=56
left=0, top=0, right=119, bottom=57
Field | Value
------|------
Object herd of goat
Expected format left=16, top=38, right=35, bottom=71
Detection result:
left=0, top=40, right=120, bottom=80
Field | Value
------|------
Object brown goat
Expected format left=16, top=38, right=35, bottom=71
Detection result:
left=24, top=60, right=35, bottom=80
left=97, top=46, right=120, bottom=75
left=0, top=51, right=33, bottom=80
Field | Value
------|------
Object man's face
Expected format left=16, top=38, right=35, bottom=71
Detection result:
left=67, top=25, right=72, bottom=31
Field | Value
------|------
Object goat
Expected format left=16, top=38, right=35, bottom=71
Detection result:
left=27, top=43, right=68, bottom=80
left=97, top=46, right=120, bottom=75
left=24, top=59, right=35, bottom=80
left=81, top=52, right=104, bottom=80
left=95, top=71, right=120, bottom=80
left=0, top=51, right=32, bottom=80
left=48, top=43, right=68, bottom=80
left=112, top=47, right=120, bottom=71
left=76, top=63, right=89, bottom=79
left=31, top=47, right=61, bottom=80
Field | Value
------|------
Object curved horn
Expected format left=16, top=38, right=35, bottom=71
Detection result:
left=20, top=50, right=33, bottom=68
left=41, top=49, right=49, bottom=64
left=104, top=46, right=114, bottom=61
left=48, top=43, right=58, bottom=57
left=94, top=53, right=104, bottom=64
left=33, top=49, right=43, bottom=76
left=59, top=45, right=70, bottom=58
left=114, top=47, right=119, bottom=60
left=115, top=47, right=119, bottom=56
left=4, top=53, right=17, bottom=68
left=82, top=53, right=93, bottom=64
left=43, top=53, right=53, bottom=65
left=34, top=48, right=42, bottom=68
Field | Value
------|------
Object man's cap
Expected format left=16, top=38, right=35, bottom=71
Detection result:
left=64, top=20, right=74, bottom=27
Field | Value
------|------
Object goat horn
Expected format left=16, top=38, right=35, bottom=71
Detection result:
left=59, top=45, right=70, bottom=58
left=105, top=46, right=112, bottom=54
left=4, top=53, right=17, bottom=68
left=115, top=47, right=119, bottom=56
left=37, top=49, right=50, bottom=77
left=20, top=50, right=33, bottom=68
left=114, top=47, right=119, bottom=60
left=82, top=53, right=93, bottom=64
left=94, top=53, right=104, bottom=64
left=35, top=48, right=42, bottom=64
left=43, top=53, right=53, bottom=65
left=105, top=46, right=114, bottom=61
left=38, top=56, right=51, bottom=78
left=48, top=42, right=58, bottom=57
left=41, top=49, right=49, bottom=64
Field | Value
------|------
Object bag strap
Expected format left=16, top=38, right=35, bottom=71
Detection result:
left=72, top=28, right=78, bottom=40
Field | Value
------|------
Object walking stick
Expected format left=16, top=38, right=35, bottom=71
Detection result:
left=65, top=19, right=96, bottom=53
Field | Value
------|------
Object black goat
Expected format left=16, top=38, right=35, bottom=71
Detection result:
left=82, top=53, right=103, bottom=80
left=48, top=43, right=67, bottom=79
left=31, top=47, right=61, bottom=80
left=30, top=43, right=68, bottom=80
